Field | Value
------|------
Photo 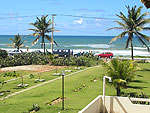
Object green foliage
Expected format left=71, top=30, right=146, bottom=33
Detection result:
left=122, top=92, right=149, bottom=105
left=2, top=71, right=19, bottom=77
left=9, top=34, right=26, bottom=50
left=0, top=49, right=8, bottom=58
left=27, top=104, right=40, bottom=112
left=105, top=58, right=137, bottom=96
left=29, top=15, right=57, bottom=54
left=0, top=53, right=52, bottom=68
left=52, top=55, right=102, bottom=67
left=29, top=74, right=34, bottom=79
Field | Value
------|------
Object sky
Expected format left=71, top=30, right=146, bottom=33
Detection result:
left=0, top=0, right=149, bottom=36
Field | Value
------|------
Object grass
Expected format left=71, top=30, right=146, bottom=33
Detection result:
left=122, top=63, right=150, bottom=96
left=0, top=71, right=37, bottom=81
left=0, top=65, right=109, bottom=113
left=0, top=63, right=150, bottom=113
left=0, top=66, right=85, bottom=97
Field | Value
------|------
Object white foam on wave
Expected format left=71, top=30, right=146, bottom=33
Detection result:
left=1, top=48, right=52, bottom=52
left=71, top=44, right=113, bottom=48
left=133, top=47, right=147, bottom=50
left=0, top=43, right=7, bottom=46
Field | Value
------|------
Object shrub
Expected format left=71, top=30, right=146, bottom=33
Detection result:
left=0, top=52, right=52, bottom=68
left=52, top=55, right=102, bottom=67
left=0, top=49, right=8, bottom=58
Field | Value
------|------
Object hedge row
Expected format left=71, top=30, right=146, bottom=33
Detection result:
left=0, top=52, right=52, bottom=68
left=0, top=49, right=102, bottom=68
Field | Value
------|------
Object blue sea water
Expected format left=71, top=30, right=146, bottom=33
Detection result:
left=0, top=35, right=150, bottom=56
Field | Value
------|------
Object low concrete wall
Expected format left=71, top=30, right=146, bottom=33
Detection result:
left=79, top=95, right=150, bottom=113
left=78, top=95, right=102, bottom=113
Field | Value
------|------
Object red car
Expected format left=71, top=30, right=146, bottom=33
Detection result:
left=97, top=52, right=113, bottom=58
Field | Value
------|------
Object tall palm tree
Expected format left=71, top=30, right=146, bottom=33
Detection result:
left=108, top=6, right=150, bottom=60
left=9, top=33, right=26, bottom=50
left=28, top=15, right=57, bottom=54
left=105, top=58, right=136, bottom=96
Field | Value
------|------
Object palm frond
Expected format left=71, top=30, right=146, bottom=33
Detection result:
left=113, top=79, right=126, bottom=84
left=135, top=32, right=150, bottom=52
left=136, top=12, right=149, bottom=23
left=114, top=21, right=127, bottom=28
left=9, top=38, right=14, bottom=42
left=136, top=32, right=150, bottom=41
left=109, top=31, right=128, bottom=44
left=116, top=12, right=128, bottom=24
left=136, top=19, right=150, bottom=27
left=142, top=27, right=150, bottom=31
left=28, top=28, right=40, bottom=32
left=107, top=27, right=125, bottom=31
left=32, top=36, right=40, bottom=46
left=45, top=35, right=58, bottom=47
left=45, top=35, right=52, bottom=41
left=29, top=33, right=40, bottom=37
left=54, top=41, right=58, bottom=47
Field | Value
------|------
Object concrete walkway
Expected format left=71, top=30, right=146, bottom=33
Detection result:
left=0, top=65, right=100, bottom=100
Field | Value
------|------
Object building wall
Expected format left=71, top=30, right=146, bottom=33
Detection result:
left=79, top=95, right=150, bottom=113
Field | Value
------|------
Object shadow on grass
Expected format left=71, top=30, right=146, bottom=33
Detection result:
left=127, top=86, right=147, bottom=89
left=121, top=92, right=137, bottom=97
left=138, top=68, right=150, bottom=71
left=136, top=75, right=143, bottom=77
left=132, top=80, right=147, bottom=83
left=13, top=87, right=26, bottom=90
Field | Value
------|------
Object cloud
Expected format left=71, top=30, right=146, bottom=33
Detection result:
left=74, top=18, right=83, bottom=24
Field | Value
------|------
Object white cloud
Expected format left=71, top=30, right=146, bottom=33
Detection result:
left=95, top=19, right=101, bottom=22
left=74, top=18, right=83, bottom=24
left=95, top=19, right=102, bottom=27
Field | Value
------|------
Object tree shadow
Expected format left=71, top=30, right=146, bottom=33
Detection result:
left=121, top=92, right=137, bottom=97
left=136, top=75, right=143, bottom=77
left=132, top=80, right=147, bottom=83
left=138, top=68, right=150, bottom=71
left=127, top=86, right=147, bottom=89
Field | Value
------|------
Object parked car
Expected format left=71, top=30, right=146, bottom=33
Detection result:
left=97, top=52, right=113, bottom=58
left=8, top=50, right=23, bottom=56
left=53, top=49, right=73, bottom=57
left=74, top=52, right=84, bottom=57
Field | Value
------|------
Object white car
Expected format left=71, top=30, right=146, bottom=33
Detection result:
left=8, top=50, right=23, bottom=56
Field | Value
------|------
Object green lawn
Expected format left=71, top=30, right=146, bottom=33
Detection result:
left=0, top=63, right=150, bottom=113
left=0, top=66, right=85, bottom=98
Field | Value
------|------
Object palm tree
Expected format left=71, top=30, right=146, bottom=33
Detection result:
left=108, top=6, right=150, bottom=60
left=9, top=34, right=26, bottom=50
left=28, top=15, right=57, bottom=54
left=105, top=58, right=136, bottom=96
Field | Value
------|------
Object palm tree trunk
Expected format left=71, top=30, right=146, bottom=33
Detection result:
left=116, top=86, right=121, bottom=96
left=131, top=41, right=134, bottom=60
left=42, top=34, right=46, bottom=55
left=44, top=42, right=45, bottom=55
left=130, top=33, right=134, bottom=60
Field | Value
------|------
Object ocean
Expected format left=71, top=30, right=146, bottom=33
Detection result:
left=0, top=35, right=150, bottom=56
